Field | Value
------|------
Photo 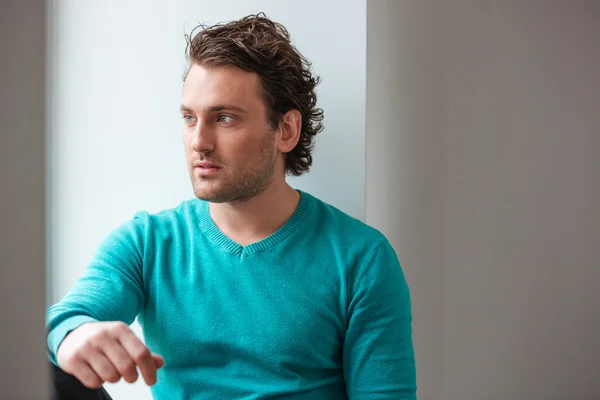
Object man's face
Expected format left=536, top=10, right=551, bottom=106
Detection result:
left=181, top=64, right=279, bottom=203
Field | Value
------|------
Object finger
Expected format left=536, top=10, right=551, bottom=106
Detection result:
left=152, top=353, right=165, bottom=369
left=101, top=340, right=139, bottom=383
left=73, top=362, right=104, bottom=389
left=86, top=348, right=121, bottom=384
left=119, top=330, right=157, bottom=386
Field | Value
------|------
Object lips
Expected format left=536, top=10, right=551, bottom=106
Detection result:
left=193, top=161, right=221, bottom=176
left=194, top=161, right=221, bottom=169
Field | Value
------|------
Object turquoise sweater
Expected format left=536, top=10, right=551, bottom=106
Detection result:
left=46, top=191, right=416, bottom=399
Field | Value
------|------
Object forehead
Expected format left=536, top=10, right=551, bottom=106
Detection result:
left=182, top=64, right=263, bottom=110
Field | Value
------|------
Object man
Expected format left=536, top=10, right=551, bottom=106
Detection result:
left=46, top=13, right=416, bottom=400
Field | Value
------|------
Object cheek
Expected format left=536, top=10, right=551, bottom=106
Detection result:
left=220, top=136, right=257, bottom=160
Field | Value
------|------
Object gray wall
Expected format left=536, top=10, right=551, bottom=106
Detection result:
left=366, top=1, right=445, bottom=399
left=367, top=1, right=600, bottom=399
left=443, top=1, right=600, bottom=399
left=0, top=1, right=49, bottom=398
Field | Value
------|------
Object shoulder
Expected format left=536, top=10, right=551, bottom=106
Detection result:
left=137, top=198, right=201, bottom=222
left=306, top=191, right=388, bottom=246
left=303, top=192, right=407, bottom=294
left=302, top=192, right=392, bottom=263
left=127, top=198, right=202, bottom=236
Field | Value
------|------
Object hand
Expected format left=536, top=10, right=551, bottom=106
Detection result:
left=56, top=321, right=165, bottom=388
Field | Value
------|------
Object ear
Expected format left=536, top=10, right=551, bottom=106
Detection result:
left=275, top=109, right=302, bottom=153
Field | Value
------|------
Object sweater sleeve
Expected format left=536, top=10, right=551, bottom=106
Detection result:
left=45, top=212, right=149, bottom=365
left=343, top=239, right=417, bottom=399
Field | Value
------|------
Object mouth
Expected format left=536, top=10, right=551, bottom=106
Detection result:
left=194, top=162, right=221, bottom=176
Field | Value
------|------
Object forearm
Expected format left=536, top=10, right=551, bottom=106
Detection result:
left=46, top=213, right=149, bottom=363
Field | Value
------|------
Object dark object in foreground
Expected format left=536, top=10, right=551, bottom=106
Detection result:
left=50, top=362, right=113, bottom=400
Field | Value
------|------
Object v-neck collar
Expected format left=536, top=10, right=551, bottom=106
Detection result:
left=198, top=190, right=314, bottom=259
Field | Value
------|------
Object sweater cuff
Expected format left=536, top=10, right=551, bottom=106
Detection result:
left=47, top=315, right=98, bottom=365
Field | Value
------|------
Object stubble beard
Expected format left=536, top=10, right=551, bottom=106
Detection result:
left=192, top=133, right=278, bottom=204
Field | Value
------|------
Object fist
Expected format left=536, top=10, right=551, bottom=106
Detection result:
left=56, top=321, right=164, bottom=388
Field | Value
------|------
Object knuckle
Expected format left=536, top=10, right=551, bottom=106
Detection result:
left=97, top=365, right=118, bottom=382
left=79, top=341, right=95, bottom=354
left=120, top=360, right=136, bottom=374
left=92, top=329, right=111, bottom=342
left=133, top=347, right=151, bottom=362
left=112, top=321, right=129, bottom=334
left=67, top=352, right=83, bottom=365
left=122, top=370, right=138, bottom=383
left=61, top=348, right=83, bottom=367
left=83, top=376, right=103, bottom=389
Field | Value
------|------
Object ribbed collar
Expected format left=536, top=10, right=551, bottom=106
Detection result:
left=198, top=190, right=314, bottom=258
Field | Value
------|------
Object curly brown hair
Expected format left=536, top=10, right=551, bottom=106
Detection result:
left=183, top=13, right=324, bottom=176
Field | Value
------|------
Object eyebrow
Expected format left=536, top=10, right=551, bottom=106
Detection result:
left=179, top=104, right=248, bottom=114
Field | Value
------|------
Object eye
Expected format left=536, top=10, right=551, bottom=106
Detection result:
left=217, top=115, right=234, bottom=124
left=182, top=114, right=197, bottom=123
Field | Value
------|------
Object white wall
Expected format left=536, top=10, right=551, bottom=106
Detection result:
left=48, top=1, right=366, bottom=398
left=0, top=1, right=49, bottom=398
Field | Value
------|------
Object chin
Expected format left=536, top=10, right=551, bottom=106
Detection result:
left=192, top=183, right=225, bottom=203
left=193, top=187, right=216, bottom=201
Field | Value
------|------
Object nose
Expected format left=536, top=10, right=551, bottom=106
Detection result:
left=190, top=119, right=215, bottom=154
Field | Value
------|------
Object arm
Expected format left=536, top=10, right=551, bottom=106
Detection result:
left=343, top=239, right=417, bottom=399
left=46, top=212, right=149, bottom=365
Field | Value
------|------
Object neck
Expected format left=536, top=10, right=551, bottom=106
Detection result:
left=208, top=178, right=300, bottom=246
